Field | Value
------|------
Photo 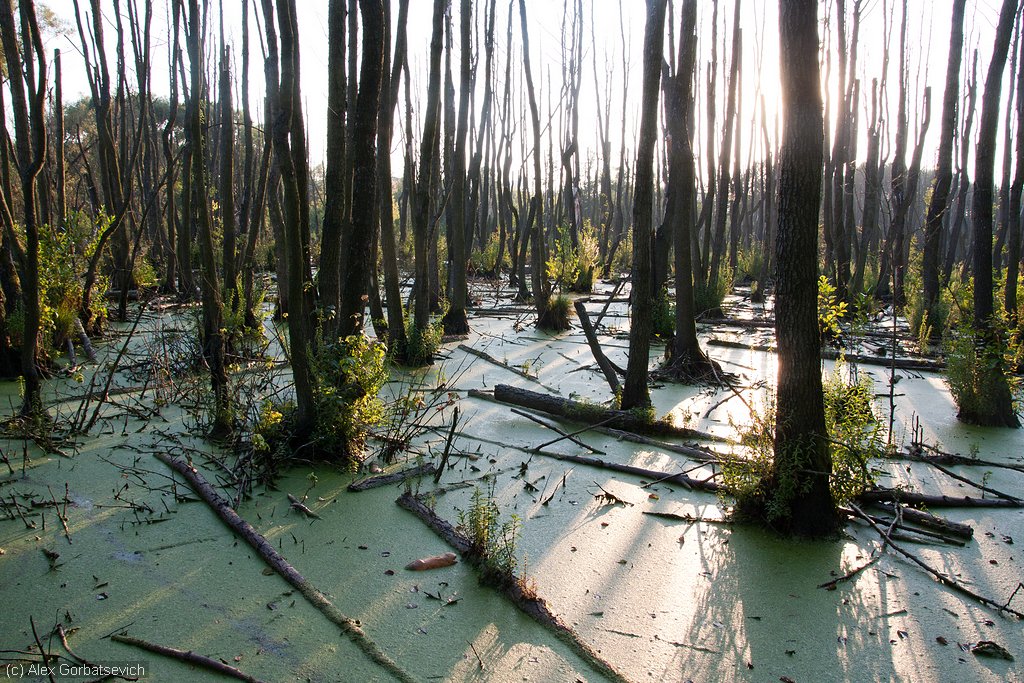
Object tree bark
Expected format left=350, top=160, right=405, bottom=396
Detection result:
left=966, top=0, right=1020, bottom=428
left=767, top=0, right=838, bottom=536
left=922, top=0, right=966, bottom=336
left=619, top=0, right=666, bottom=411
left=337, top=0, right=385, bottom=340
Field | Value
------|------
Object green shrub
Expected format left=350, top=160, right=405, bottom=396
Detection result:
left=736, top=246, right=765, bottom=284
left=458, top=485, right=521, bottom=580
left=818, top=275, right=847, bottom=344
left=652, top=287, right=674, bottom=338
left=469, top=230, right=509, bottom=276
left=944, top=320, right=1022, bottom=421
left=694, top=264, right=733, bottom=316
left=538, top=294, right=573, bottom=332
left=724, top=360, right=882, bottom=522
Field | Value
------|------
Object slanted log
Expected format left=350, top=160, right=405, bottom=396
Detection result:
left=486, top=384, right=724, bottom=441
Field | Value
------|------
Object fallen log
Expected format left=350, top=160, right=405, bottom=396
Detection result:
left=849, top=504, right=1024, bottom=619
left=396, top=493, right=631, bottom=683
left=705, top=338, right=945, bottom=371
left=111, top=634, right=268, bottom=683
left=154, top=453, right=415, bottom=683
left=867, top=502, right=974, bottom=539
left=857, top=488, right=1023, bottom=508
left=528, top=450, right=722, bottom=494
left=348, top=463, right=436, bottom=492
left=891, top=444, right=1024, bottom=473
left=484, top=384, right=726, bottom=442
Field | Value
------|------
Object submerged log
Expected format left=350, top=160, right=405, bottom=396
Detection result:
left=111, top=634, right=268, bottom=683
left=348, top=463, right=436, bottom=491
left=154, top=453, right=416, bottom=683
left=527, top=450, right=723, bottom=494
left=484, top=384, right=725, bottom=442
left=857, top=488, right=1024, bottom=508
left=396, top=492, right=631, bottom=683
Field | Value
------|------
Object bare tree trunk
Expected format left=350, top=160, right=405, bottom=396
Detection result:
left=944, top=51, right=978, bottom=285
left=708, top=0, right=741, bottom=292
left=665, top=0, right=717, bottom=381
left=1006, top=16, right=1024, bottom=321
left=0, top=0, right=48, bottom=417
left=518, top=0, right=554, bottom=327
left=338, top=0, right=385, bottom=340
left=922, top=0, right=966, bottom=336
left=263, top=0, right=316, bottom=435
left=619, top=0, right=666, bottom=411
left=442, top=0, right=473, bottom=335
left=966, top=0, right=1019, bottom=428
left=185, top=0, right=231, bottom=437
left=410, top=0, right=447, bottom=361
left=766, top=0, right=838, bottom=536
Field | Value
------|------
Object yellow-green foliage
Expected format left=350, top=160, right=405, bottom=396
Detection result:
left=817, top=275, right=847, bottom=343
left=695, top=263, right=733, bottom=315
left=944, top=320, right=1023, bottom=420
left=469, top=230, right=509, bottom=275
left=37, top=214, right=109, bottom=348
left=313, top=334, right=388, bottom=458
left=725, top=360, right=882, bottom=520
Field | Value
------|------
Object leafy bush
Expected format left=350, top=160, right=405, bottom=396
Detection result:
left=944, top=319, right=1022, bottom=422
left=652, top=287, right=674, bottom=338
left=694, top=264, right=733, bottom=316
left=818, top=275, right=847, bottom=344
left=469, top=230, right=508, bottom=276
left=725, top=360, right=882, bottom=522
left=736, top=246, right=765, bottom=284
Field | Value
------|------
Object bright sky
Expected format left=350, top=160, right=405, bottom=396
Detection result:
left=41, top=1, right=1005, bottom=184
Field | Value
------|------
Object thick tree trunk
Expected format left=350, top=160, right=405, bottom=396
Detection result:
left=966, top=0, right=1019, bottom=428
left=337, top=0, right=385, bottom=340
left=766, top=0, right=838, bottom=537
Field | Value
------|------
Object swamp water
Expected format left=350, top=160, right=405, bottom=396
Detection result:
left=1, top=282, right=1022, bottom=682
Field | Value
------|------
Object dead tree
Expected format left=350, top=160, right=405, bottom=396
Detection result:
left=619, top=0, right=666, bottom=411
left=922, top=0, right=966, bottom=336
left=1006, top=15, right=1024, bottom=321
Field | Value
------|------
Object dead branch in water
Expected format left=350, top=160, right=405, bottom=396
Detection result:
left=112, top=633, right=268, bottom=683
left=154, top=453, right=416, bottom=682
left=396, top=492, right=631, bottom=683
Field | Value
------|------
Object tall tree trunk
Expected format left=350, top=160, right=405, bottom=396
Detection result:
left=966, top=0, right=1020, bottom=428
left=442, top=0, right=473, bottom=335
left=922, top=0, right=966, bottom=336
left=665, top=0, right=717, bottom=380
left=410, top=0, right=447, bottom=361
left=320, top=0, right=348, bottom=327
left=1007, top=15, right=1024, bottom=322
left=338, top=0, right=385, bottom=340
left=264, top=0, right=316, bottom=435
left=0, top=0, right=47, bottom=418
left=768, top=0, right=838, bottom=536
left=518, top=0, right=554, bottom=327
left=619, top=0, right=666, bottom=411
left=185, top=0, right=231, bottom=437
